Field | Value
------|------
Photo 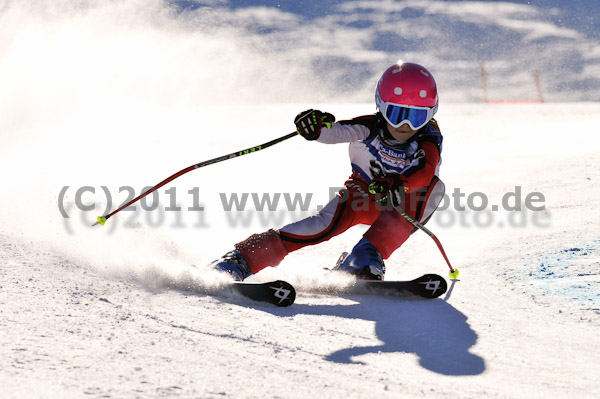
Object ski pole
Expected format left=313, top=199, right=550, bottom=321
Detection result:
left=396, top=208, right=460, bottom=279
left=93, top=131, right=298, bottom=226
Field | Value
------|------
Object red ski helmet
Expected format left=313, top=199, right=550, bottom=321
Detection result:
left=375, top=62, right=438, bottom=130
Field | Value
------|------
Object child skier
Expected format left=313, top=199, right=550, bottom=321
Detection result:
left=210, top=62, right=445, bottom=281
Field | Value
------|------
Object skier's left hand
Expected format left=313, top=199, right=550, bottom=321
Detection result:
left=368, top=174, right=406, bottom=207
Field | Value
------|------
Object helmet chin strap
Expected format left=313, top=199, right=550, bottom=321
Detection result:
left=376, top=112, right=417, bottom=146
left=380, top=128, right=405, bottom=147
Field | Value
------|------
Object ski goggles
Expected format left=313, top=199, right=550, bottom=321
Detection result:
left=381, top=102, right=435, bottom=130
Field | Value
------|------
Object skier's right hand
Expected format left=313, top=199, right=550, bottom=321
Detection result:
left=294, top=109, right=335, bottom=140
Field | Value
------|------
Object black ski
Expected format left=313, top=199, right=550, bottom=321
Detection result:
left=339, top=274, right=447, bottom=299
left=232, top=280, right=296, bottom=307
left=330, top=252, right=447, bottom=299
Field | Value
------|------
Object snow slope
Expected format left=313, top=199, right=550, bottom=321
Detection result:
left=4, top=102, right=600, bottom=399
left=173, top=0, right=600, bottom=102
left=1, top=1, right=600, bottom=398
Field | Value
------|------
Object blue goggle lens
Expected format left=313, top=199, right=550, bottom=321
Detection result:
left=385, top=104, right=429, bottom=128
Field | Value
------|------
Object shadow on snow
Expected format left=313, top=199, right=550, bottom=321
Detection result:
left=288, top=295, right=485, bottom=376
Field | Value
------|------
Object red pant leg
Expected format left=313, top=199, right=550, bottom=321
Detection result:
left=236, top=186, right=380, bottom=273
left=364, top=176, right=445, bottom=259
left=278, top=187, right=380, bottom=253
left=236, top=177, right=444, bottom=272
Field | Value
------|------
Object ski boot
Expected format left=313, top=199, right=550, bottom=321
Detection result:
left=209, top=249, right=252, bottom=281
left=333, top=238, right=385, bottom=280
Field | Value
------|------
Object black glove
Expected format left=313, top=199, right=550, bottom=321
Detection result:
left=368, top=174, right=406, bottom=208
left=294, top=109, right=335, bottom=140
